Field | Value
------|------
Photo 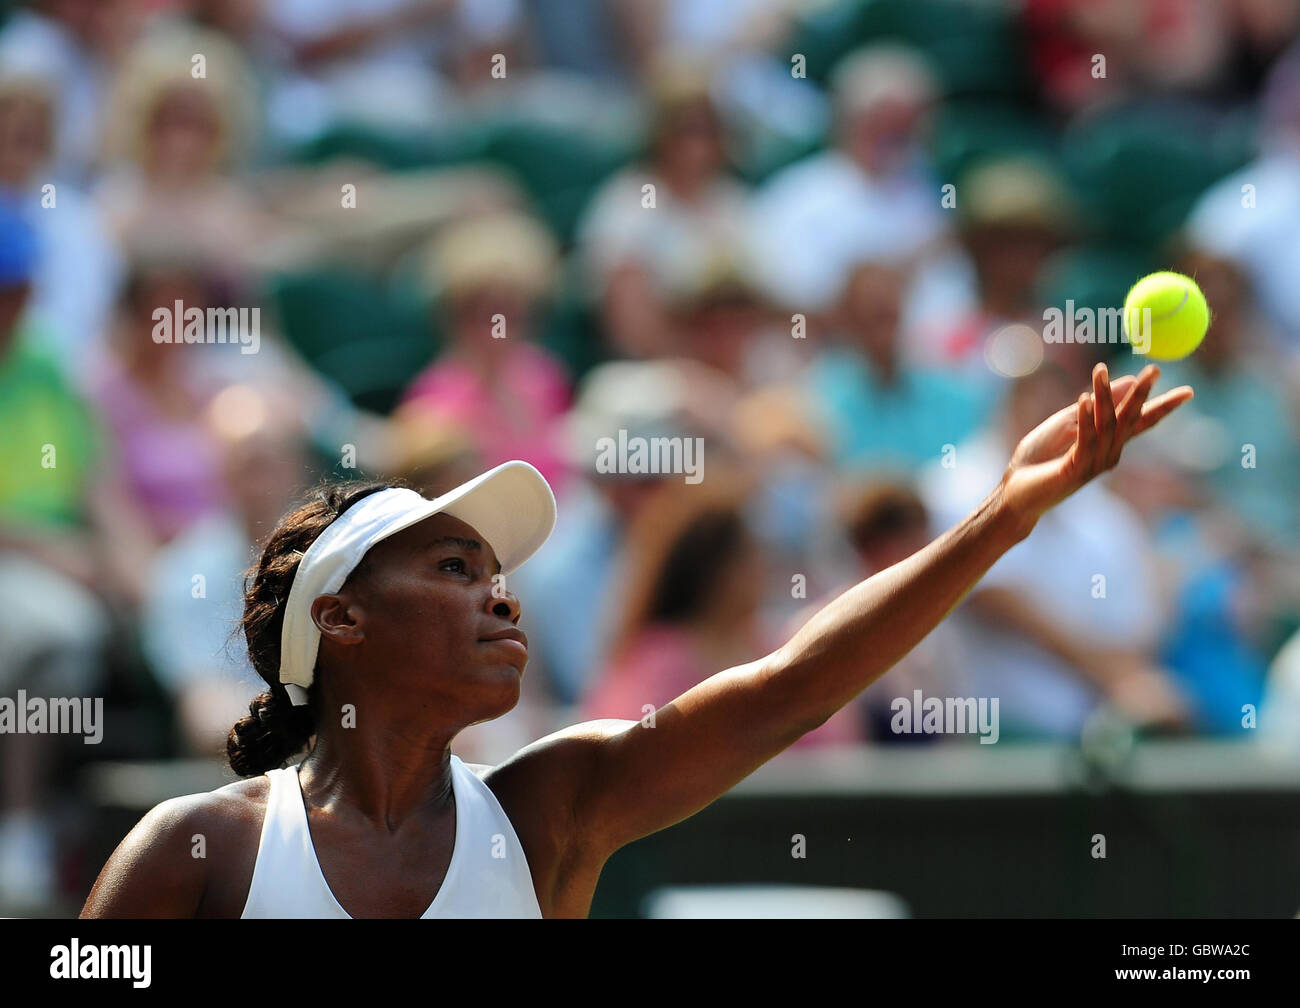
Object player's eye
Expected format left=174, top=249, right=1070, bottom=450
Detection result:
left=438, top=557, right=469, bottom=574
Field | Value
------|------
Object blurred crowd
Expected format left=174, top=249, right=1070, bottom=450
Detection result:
left=2, top=0, right=1300, bottom=913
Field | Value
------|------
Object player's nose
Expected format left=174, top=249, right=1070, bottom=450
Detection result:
left=485, top=582, right=522, bottom=624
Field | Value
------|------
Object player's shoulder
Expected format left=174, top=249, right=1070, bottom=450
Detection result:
left=131, top=774, right=269, bottom=851
left=81, top=774, right=269, bottom=918
left=487, top=720, right=639, bottom=777
left=482, top=720, right=638, bottom=816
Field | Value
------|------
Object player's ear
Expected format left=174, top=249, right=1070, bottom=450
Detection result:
left=311, top=594, right=364, bottom=647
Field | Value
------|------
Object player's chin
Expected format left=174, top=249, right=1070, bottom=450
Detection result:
left=478, top=660, right=525, bottom=704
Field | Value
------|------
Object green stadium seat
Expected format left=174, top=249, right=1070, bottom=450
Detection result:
left=266, top=269, right=434, bottom=415
left=288, top=122, right=485, bottom=171
left=1061, top=106, right=1256, bottom=253
left=783, top=0, right=1031, bottom=99
left=476, top=119, right=634, bottom=244
left=931, top=99, right=1058, bottom=185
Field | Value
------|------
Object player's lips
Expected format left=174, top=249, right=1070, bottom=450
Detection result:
left=479, top=627, right=528, bottom=657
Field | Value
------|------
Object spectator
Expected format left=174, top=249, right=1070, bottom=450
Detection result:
left=0, top=75, right=121, bottom=385
left=1185, top=39, right=1300, bottom=346
left=0, top=0, right=144, bottom=180
left=918, top=362, right=1189, bottom=739
left=1107, top=437, right=1273, bottom=736
left=581, top=470, right=860, bottom=746
left=400, top=210, right=572, bottom=493
left=838, top=481, right=970, bottom=743
left=383, top=401, right=484, bottom=499
left=932, top=156, right=1076, bottom=395
left=89, top=255, right=232, bottom=546
left=666, top=251, right=783, bottom=385
left=647, top=0, right=827, bottom=151
left=260, top=0, right=526, bottom=143
left=1151, top=246, right=1300, bottom=549
left=95, top=25, right=266, bottom=275
left=748, top=44, right=971, bottom=339
left=510, top=359, right=729, bottom=705
left=140, top=385, right=308, bottom=755
left=802, top=258, right=988, bottom=476
left=576, top=59, right=753, bottom=358
left=0, top=198, right=145, bottom=911
left=1023, top=0, right=1234, bottom=115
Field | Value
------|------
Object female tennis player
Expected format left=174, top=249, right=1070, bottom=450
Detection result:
left=82, top=362, right=1190, bottom=918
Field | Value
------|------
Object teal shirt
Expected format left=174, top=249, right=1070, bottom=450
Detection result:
left=805, top=348, right=991, bottom=475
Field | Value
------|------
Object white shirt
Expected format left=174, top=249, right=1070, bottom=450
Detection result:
left=919, top=431, right=1163, bottom=737
left=576, top=166, right=754, bottom=299
left=241, top=754, right=542, bottom=918
left=1186, top=147, right=1300, bottom=344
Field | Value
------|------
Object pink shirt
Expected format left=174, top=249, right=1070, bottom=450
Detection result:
left=401, top=343, right=571, bottom=492
left=90, top=361, right=226, bottom=542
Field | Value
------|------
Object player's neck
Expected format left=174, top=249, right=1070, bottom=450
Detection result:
left=298, top=728, right=456, bottom=829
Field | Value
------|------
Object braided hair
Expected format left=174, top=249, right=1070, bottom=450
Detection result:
left=226, top=479, right=397, bottom=776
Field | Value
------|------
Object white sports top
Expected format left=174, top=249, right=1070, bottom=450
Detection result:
left=240, top=754, right=542, bottom=918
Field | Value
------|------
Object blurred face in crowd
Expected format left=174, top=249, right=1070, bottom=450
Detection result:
left=446, top=283, right=536, bottom=354
left=145, top=84, right=225, bottom=179
left=682, top=294, right=763, bottom=378
left=654, top=99, right=726, bottom=190
left=206, top=383, right=311, bottom=534
left=855, top=518, right=930, bottom=574
left=0, top=90, right=53, bottom=187
left=842, top=97, right=929, bottom=176
left=596, top=474, right=667, bottom=524
left=120, top=268, right=209, bottom=373
left=839, top=262, right=905, bottom=369
left=188, top=0, right=263, bottom=39
left=965, top=223, right=1060, bottom=310
left=1178, top=254, right=1248, bottom=372
left=224, top=428, right=310, bottom=535
left=46, top=0, right=140, bottom=50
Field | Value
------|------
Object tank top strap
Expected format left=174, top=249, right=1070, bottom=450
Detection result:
left=240, top=764, right=348, bottom=919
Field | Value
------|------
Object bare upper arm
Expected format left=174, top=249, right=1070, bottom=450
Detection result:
left=81, top=780, right=265, bottom=919
left=492, top=657, right=822, bottom=866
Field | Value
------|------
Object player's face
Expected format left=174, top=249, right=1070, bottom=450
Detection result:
left=341, top=512, right=527, bottom=725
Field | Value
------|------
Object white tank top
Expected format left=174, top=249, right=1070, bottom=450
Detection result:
left=240, top=754, right=542, bottom=918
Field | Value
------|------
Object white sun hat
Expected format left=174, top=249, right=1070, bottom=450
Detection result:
left=278, top=460, right=556, bottom=704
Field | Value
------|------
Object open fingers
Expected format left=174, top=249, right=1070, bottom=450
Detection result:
left=1073, top=392, right=1096, bottom=471
left=1108, top=364, right=1160, bottom=465
left=1106, top=374, right=1140, bottom=400
left=1133, top=385, right=1195, bottom=435
left=1092, top=363, right=1117, bottom=466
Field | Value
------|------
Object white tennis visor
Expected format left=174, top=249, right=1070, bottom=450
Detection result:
left=278, top=459, right=556, bottom=705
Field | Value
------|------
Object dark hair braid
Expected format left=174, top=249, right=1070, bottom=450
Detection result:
left=227, top=479, right=398, bottom=776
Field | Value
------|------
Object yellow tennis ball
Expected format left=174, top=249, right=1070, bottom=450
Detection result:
left=1122, top=271, right=1210, bottom=361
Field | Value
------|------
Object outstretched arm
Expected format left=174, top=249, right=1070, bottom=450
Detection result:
left=561, top=363, right=1193, bottom=856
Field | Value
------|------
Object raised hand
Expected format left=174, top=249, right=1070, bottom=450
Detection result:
left=999, top=362, right=1193, bottom=525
